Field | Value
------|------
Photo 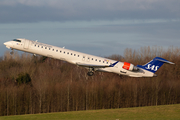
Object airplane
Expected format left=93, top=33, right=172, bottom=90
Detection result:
left=4, top=38, right=174, bottom=77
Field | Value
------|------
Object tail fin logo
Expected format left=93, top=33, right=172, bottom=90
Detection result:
left=145, top=64, right=159, bottom=71
left=137, top=57, right=174, bottom=74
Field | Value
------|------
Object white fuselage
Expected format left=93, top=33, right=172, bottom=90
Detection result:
left=4, top=38, right=155, bottom=77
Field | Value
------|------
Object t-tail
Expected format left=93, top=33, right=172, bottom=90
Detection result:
left=137, top=57, right=174, bottom=76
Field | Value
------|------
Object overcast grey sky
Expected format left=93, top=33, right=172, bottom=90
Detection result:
left=0, top=0, right=180, bottom=56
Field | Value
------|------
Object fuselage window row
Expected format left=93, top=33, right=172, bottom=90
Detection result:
left=25, top=44, right=109, bottom=65
left=33, top=44, right=84, bottom=60
left=82, top=56, right=107, bottom=64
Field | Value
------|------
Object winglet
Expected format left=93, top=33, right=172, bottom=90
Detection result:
left=109, top=61, right=119, bottom=67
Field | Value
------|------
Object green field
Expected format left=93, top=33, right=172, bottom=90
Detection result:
left=0, top=104, right=180, bottom=120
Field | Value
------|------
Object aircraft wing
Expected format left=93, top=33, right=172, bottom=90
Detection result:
left=76, top=61, right=119, bottom=68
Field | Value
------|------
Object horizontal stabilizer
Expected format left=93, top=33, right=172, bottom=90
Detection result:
left=155, top=58, right=174, bottom=64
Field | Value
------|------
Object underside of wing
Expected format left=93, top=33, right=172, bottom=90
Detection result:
left=76, top=63, right=110, bottom=68
left=76, top=61, right=119, bottom=68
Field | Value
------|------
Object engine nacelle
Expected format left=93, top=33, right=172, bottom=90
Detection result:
left=122, top=62, right=139, bottom=71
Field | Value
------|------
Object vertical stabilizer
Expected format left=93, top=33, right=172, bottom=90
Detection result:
left=137, top=57, right=174, bottom=73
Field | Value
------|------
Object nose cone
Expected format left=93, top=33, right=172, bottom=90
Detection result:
left=4, top=41, right=13, bottom=49
left=4, top=42, right=8, bottom=46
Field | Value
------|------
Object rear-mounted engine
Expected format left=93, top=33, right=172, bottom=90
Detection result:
left=122, top=62, right=139, bottom=71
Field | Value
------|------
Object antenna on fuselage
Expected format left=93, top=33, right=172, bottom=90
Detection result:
left=36, top=40, right=38, bottom=42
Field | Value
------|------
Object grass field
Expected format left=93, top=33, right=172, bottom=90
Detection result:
left=0, top=104, right=180, bottom=120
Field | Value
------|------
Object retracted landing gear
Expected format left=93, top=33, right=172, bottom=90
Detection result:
left=87, top=67, right=94, bottom=76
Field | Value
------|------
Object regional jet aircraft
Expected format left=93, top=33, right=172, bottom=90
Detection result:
left=4, top=38, right=174, bottom=77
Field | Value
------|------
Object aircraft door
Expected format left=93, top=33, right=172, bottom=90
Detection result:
left=23, top=40, right=30, bottom=49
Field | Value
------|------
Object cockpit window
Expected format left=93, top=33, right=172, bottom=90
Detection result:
left=13, top=39, right=21, bottom=42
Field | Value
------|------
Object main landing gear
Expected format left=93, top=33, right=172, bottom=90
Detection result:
left=87, top=71, right=94, bottom=76
left=87, top=67, right=94, bottom=76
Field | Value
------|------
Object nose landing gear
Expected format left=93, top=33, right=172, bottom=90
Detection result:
left=10, top=48, right=14, bottom=55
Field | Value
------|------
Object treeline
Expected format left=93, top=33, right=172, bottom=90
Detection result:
left=0, top=46, right=180, bottom=116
